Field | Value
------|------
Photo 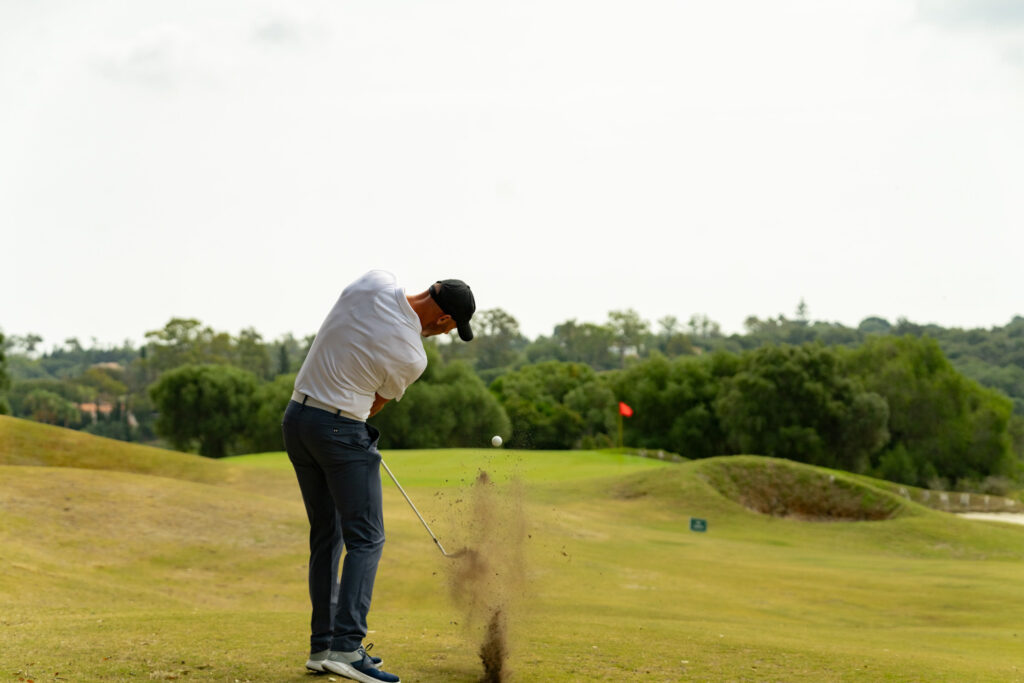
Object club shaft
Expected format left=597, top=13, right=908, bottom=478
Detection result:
left=380, top=459, right=448, bottom=556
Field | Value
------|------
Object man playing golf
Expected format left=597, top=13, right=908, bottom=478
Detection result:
left=282, top=270, right=476, bottom=683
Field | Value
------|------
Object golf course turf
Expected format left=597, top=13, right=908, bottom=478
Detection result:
left=2, top=414, right=1023, bottom=681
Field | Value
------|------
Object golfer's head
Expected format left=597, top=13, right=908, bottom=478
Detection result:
left=428, top=279, right=475, bottom=341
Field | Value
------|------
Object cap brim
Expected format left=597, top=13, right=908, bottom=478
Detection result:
left=457, top=320, right=473, bottom=342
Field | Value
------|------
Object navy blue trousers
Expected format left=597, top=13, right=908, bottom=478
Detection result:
left=281, top=400, right=385, bottom=654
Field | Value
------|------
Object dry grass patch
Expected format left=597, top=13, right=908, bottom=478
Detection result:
left=699, top=456, right=907, bottom=521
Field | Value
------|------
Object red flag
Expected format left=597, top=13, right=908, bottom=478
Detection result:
left=618, top=401, right=633, bottom=417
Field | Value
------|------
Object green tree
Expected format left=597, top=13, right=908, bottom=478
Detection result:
left=654, top=316, right=695, bottom=357
left=142, top=318, right=205, bottom=375
left=241, top=373, right=296, bottom=453
left=795, top=298, right=809, bottom=322
left=523, top=336, right=561, bottom=364
left=6, top=333, right=44, bottom=356
left=276, top=343, right=291, bottom=376
left=269, top=333, right=308, bottom=377
left=149, top=364, right=259, bottom=457
left=687, top=314, right=721, bottom=340
left=715, top=343, right=890, bottom=472
left=77, top=366, right=128, bottom=398
left=371, top=344, right=510, bottom=448
left=22, top=389, right=80, bottom=426
left=491, top=361, right=614, bottom=449
left=609, top=351, right=739, bottom=458
left=7, top=378, right=94, bottom=417
left=0, top=330, right=11, bottom=415
left=844, top=336, right=1015, bottom=486
left=858, top=317, right=892, bottom=335
left=608, top=309, right=651, bottom=367
left=142, top=319, right=233, bottom=376
left=441, top=308, right=529, bottom=382
left=685, top=314, right=737, bottom=354
left=743, top=315, right=818, bottom=347
left=471, top=308, right=529, bottom=377
left=545, top=320, right=617, bottom=370
left=235, top=327, right=273, bottom=380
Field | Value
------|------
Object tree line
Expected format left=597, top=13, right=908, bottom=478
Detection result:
left=2, top=307, right=1023, bottom=493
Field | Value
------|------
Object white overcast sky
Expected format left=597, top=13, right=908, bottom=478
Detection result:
left=2, top=0, right=1023, bottom=348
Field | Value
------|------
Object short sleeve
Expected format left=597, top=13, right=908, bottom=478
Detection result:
left=377, top=357, right=428, bottom=401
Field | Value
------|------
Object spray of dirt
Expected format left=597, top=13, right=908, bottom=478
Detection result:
left=479, top=608, right=507, bottom=682
left=447, top=470, right=526, bottom=683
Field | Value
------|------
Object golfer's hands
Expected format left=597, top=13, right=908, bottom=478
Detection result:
left=369, top=393, right=390, bottom=417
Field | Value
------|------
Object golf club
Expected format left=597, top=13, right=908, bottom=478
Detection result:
left=381, top=459, right=466, bottom=558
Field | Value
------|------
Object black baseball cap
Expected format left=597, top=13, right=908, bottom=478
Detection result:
left=429, top=279, right=476, bottom=341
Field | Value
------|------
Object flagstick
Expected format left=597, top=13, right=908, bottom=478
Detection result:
left=618, top=411, right=623, bottom=450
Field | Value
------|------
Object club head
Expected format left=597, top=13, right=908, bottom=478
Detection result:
left=443, top=547, right=482, bottom=564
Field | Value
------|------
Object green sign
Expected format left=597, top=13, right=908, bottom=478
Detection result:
left=690, top=517, right=707, bottom=532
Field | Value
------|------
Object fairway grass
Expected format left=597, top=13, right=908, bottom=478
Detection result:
left=2, top=415, right=1024, bottom=681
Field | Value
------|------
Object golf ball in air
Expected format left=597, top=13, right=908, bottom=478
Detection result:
left=491, top=435, right=503, bottom=447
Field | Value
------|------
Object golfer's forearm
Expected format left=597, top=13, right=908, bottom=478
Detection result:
left=369, top=393, right=389, bottom=417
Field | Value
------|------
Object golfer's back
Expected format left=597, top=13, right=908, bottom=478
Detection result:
left=295, top=270, right=427, bottom=420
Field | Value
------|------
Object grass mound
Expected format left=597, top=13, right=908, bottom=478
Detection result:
left=0, top=415, right=285, bottom=495
left=0, top=415, right=224, bottom=480
left=698, top=455, right=907, bottom=521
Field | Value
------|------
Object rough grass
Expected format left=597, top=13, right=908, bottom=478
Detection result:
left=3, top=416, right=1024, bottom=681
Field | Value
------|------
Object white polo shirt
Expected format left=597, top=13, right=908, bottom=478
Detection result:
left=294, top=270, right=427, bottom=420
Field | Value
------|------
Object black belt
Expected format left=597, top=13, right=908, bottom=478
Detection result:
left=292, top=391, right=363, bottom=421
